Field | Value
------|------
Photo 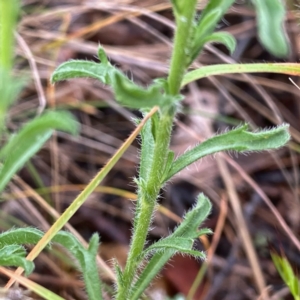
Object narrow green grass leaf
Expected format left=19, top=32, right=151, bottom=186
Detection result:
left=0, top=111, right=78, bottom=193
left=252, top=0, right=289, bottom=58
left=164, top=124, right=290, bottom=182
left=271, top=253, right=300, bottom=300
left=182, top=63, right=300, bottom=86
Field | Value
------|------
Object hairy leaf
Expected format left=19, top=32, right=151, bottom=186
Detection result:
left=0, top=245, right=34, bottom=276
left=164, top=124, right=290, bottom=182
left=53, top=232, right=102, bottom=300
left=130, top=194, right=211, bottom=300
left=51, top=60, right=113, bottom=85
left=0, top=227, right=44, bottom=248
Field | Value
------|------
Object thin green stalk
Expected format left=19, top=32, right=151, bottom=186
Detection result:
left=168, top=0, right=198, bottom=95
left=116, top=111, right=175, bottom=300
left=182, top=63, right=300, bottom=87
left=116, top=1, right=199, bottom=298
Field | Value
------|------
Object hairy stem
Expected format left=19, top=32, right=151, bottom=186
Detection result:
left=168, top=0, right=198, bottom=95
left=116, top=111, right=174, bottom=300
left=116, top=1, right=198, bottom=299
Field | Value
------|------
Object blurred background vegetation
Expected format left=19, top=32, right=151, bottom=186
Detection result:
left=0, top=0, right=300, bottom=299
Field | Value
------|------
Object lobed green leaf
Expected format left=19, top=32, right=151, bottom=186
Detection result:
left=164, top=124, right=290, bottom=182
left=252, top=0, right=289, bottom=58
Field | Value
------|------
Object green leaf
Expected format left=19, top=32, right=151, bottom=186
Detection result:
left=199, top=0, right=235, bottom=20
left=52, top=46, right=180, bottom=110
left=164, top=124, right=290, bottom=182
left=190, top=8, right=222, bottom=64
left=201, top=32, right=236, bottom=55
left=161, top=150, right=175, bottom=183
left=0, top=227, right=44, bottom=248
left=142, top=237, right=206, bottom=260
left=130, top=251, right=173, bottom=300
left=0, top=245, right=34, bottom=276
left=189, top=0, right=235, bottom=64
left=271, top=253, right=300, bottom=300
left=252, top=0, right=289, bottom=58
left=130, top=194, right=211, bottom=300
left=144, top=237, right=193, bottom=255
left=196, top=228, right=213, bottom=239
left=0, top=245, right=33, bottom=276
left=53, top=231, right=103, bottom=300
left=113, top=259, right=124, bottom=288
left=51, top=60, right=112, bottom=85
left=111, top=72, right=181, bottom=109
left=97, top=46, right=109, bottom=66
left=171, top=194, right=212, bottom=239
left=0, top=110, right=79, bottom=193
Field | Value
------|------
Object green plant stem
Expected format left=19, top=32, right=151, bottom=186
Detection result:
left=116, top=1, right=198, bottom=298
left=116, top=111, right=174, bottom=300
left=168, top=0, right=198, bottom=95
